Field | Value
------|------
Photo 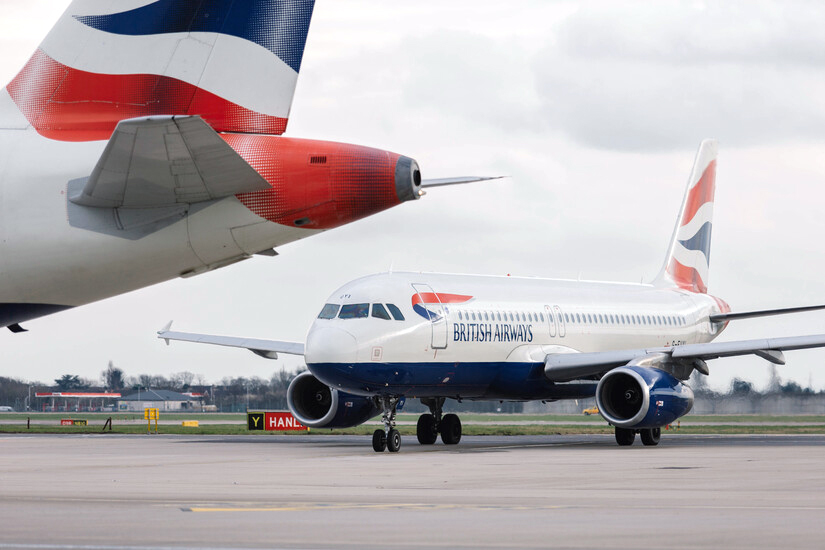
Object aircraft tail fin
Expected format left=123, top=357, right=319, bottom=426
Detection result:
left=4, top=0, right=316, bottom=142
left=654, top=139, right=718, bottom=294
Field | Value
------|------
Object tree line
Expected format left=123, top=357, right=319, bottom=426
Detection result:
left=1, top=362, right=821, bottom=412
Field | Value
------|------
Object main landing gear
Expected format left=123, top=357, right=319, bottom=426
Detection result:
left=372, top=396, right=401, bottom=453
left=371, top=396, right=464, bottom=453
left=615, top=426, right=661, bottom=447
left=417, top=398, right=462, bottom=446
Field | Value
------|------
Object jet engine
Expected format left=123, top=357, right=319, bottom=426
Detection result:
left=595, top=366, right=693, bottom=429
left=287, top=371, right=381, bottom=429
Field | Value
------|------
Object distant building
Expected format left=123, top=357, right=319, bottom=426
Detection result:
left=118, top=389, right=201, bottom=412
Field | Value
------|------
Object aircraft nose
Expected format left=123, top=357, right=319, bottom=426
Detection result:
left=305, top=326, right=358, bottom=364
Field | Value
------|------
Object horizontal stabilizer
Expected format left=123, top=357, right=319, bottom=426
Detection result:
left=70, top=116, right=270, bottom=208
left=158, top=323, right=304, bottom=359
left=709, top=304, right=825, bottom=323
left=545, top=334, right=825, bottom=381
left=420, top=176, right=506, bottom=188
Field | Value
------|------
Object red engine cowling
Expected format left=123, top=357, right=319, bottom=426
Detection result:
left=223, top=135, right=422, bottom=230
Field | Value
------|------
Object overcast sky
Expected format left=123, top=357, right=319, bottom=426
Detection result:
left=2, top=1, right=825, bottom=393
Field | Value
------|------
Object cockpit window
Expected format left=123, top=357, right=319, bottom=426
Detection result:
left=318, top=303, right=340, bottom=319
left=339, top=303, right=369, bottom=319
left=386, top=303, right=405, bottom=321
left=371, top=304, right=391, bottom=320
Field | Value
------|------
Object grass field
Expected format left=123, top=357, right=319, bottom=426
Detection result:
left=2, top=412, right=825, bottom=435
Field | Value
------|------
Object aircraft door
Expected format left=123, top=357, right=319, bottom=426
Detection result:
left=554, top=305, right=566, bottom=337
left=411, top=283, right=448, bottom=349
left=545, top=305, right=557, bottom=337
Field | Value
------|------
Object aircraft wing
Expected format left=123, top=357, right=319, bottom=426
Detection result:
left=544, top=334, right=825, bottom=382
left=69, top=116, right=270, bottom=208
left=158, top=323, right=304, bottom=360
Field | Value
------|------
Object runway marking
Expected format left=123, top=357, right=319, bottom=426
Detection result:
left=182, top=502, right=572, bottom=513
left=0, top=545, right=311, bottom=550
left=181, top=502, right=825, bottom=513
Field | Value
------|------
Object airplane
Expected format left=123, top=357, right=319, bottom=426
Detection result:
left=0, top=0, right=493, bottom=332
left=159, top=139, right=825, bottom=452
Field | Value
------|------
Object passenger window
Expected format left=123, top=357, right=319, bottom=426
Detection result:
left=458, top=311, right=463, bottom=321
left=371, top=304, right=391, bottom=320
left=484, top=312, right=489, bottom=321
left=509, top=312, right=515, bottom=321
left=339, top=303, right=369, bottom=319
left=548, top=313, right=554, bottom=323
left=598, top=314, right=603, bottom=323
left=564, top=313, right=570, bottom=323
left=540, top=313, right=545, bottom=322
left=386, top=303, right=405, bottom=321
left=497, top=312, right=502, bottom=321
left=318, top=303, right=340, bottom=319
left=471, top=312, right=476, bottom=321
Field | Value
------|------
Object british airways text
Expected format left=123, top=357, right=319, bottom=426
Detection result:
left=453, top=323, right=534, bottom=343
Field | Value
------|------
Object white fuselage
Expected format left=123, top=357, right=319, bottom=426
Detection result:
left=303, top=272, right=727, bottom=399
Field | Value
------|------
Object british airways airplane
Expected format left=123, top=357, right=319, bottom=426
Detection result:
left=160, top=140, right=825, bottom=451
left=0, top=1, right=490, bottom=331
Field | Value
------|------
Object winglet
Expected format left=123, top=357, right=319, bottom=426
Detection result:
left=159, top=321, right=173, bottom=345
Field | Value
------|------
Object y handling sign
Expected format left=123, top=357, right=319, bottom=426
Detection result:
left=247, top=411, right=307, bottom=431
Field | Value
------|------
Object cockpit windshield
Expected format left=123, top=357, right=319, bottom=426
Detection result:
left=318, top=303, right=340, bottom=319
left=319, top=302, right=406, bottom=321
left=386, top=303, right=405, bottom=321
left=371, top=304, right=391, bottom=320
left=339, top=303, right=370, bottom=319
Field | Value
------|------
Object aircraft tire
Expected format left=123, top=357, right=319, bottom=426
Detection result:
left=640, top=427, right=661, bottom=446
left=372, top=429, right=387, bottom=452
left=615, top=427, right=635, bottom=446
left=416, top=414, right=438, bottom=444
left=440, top=413, right=462, bottom=445
left=387, top=429, right=401, bottom=453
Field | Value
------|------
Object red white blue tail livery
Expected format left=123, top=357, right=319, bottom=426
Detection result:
left=659, top=139, right=717, bottom=293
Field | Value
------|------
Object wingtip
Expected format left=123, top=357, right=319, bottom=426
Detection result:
left=159, top=321, right=173, bottom=345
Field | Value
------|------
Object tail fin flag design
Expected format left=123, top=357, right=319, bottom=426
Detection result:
left=4, top=0, right=315, bottom=142
left=656, top=139, right=718, bottom=294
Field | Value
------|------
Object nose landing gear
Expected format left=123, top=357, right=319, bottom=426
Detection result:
left=372, top=395, right=401, bottom=453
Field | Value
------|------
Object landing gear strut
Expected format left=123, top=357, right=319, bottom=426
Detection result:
left=417, top=398, right=462, bottom=445
left=372, top=396, right=401, bottom=453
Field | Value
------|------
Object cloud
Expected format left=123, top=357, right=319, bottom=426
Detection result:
left=534, top=1, right=825, bottom=151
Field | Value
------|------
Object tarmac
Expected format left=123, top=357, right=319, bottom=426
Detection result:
left=2, top=433, right=825, bottom=550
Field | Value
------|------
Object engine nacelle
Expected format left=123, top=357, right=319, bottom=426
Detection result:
left=287, top=371, right=380, bottom=429
left=596, top=366, right=693, bottom=429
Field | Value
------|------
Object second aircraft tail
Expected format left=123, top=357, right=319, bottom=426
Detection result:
left=654, top=139, right=718, bottom=294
